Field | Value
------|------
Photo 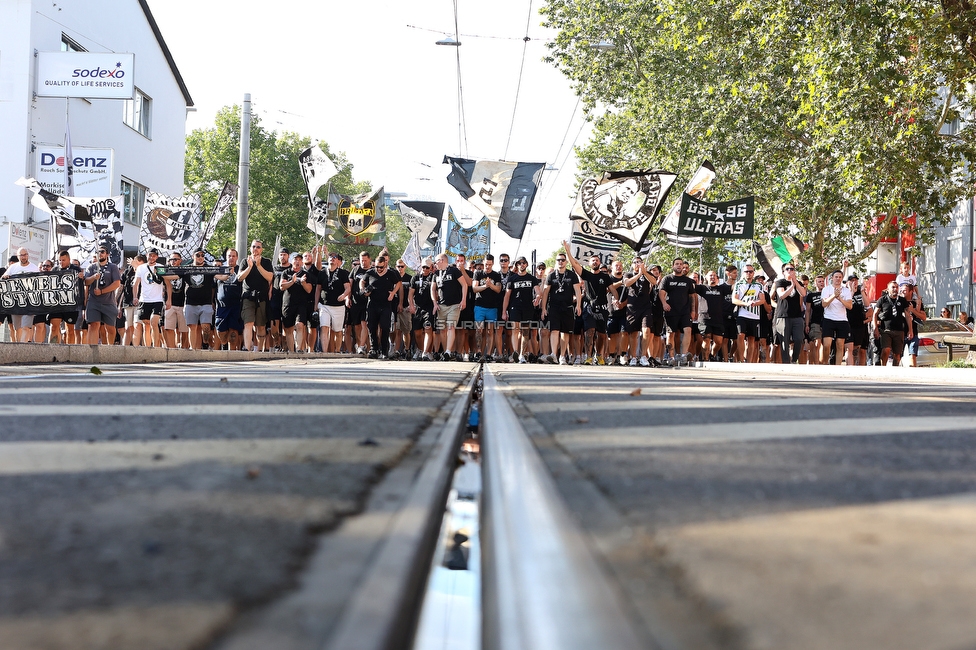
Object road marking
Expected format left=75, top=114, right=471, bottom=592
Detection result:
left=0, top=404, right=431, bottom=417
left=0, top=436, right=409, bottom=475
left=556, top=416, right=976, bottom=449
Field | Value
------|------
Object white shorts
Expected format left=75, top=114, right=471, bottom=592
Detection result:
left=124, top=305, right=138, bottom=330
left=318, top=304, right=346, bottom=332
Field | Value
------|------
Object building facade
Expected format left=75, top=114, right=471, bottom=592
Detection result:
left=0, top=0, right=192, bottom=261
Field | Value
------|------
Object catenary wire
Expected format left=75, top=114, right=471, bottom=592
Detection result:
left=503, top=0, right=535, bottom=160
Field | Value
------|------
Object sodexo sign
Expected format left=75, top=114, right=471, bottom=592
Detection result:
left=36, top=52, right=135, bottom=100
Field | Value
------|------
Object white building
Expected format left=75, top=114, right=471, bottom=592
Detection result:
left=0, top=0, right=192, bottom=261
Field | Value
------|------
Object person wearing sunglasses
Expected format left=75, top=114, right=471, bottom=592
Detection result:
left=773, top=261, right=807, bottom=364
left=408, top=257, right=437, bottom=360
left=501, top=256, right=540, bottom=363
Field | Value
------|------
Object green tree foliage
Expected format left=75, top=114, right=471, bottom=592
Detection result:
left=541, top=0, right=976, bottom=275
left=184, top=105, right=404, bottom=262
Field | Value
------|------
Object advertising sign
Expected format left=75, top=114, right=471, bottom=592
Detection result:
left=36, top=52, right=135, bottom=100
left=34, top=146, right=114, bottom=197
left=7, top=223, right=50, bottom=266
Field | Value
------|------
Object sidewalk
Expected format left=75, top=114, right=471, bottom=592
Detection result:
left=0, top=342, right=339, bottom=367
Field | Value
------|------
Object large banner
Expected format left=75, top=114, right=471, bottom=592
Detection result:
left=200, top=181, right=238, bottom=250
left=656, top=161, right=717, bottom=250
left=326, top=187, right=386, bottom=246
left=139, top=192, right=203, bottom=260
left=676, top=193, right=755, bottom=240
left=55, top=196, right=125, bottom=267
left=7, top=223, right=50, bottom=266
left=570, top=169, right=678, bottom=250
left=299, top=145, right=339, bottom=202
left=397, top=201, right=442, bottom=249
left=445, top=211, right=490, bottom=261
left=443, top=156, right=544, bottom=239
left=569, top=217, right=621, bottom=267
left=36, top=52, right=135, bottom=100
left=0, top=271, right=82, bottom=315
left=33, top=146, right=114, bottom=197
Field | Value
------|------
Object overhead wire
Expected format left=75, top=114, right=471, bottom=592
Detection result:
left=452, top=0, right=469, bottom=157
left=503, top=0, right=535, bottom=160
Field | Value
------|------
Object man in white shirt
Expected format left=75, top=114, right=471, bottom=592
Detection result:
left=133, top=249, right=165, bottom=347
left=732, top=265, right=767, bottom=363
left=2, top=248, right=40, bottom=342
left=820, top=269, right=853, bottom=364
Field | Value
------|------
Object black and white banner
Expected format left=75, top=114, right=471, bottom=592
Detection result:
left=0, top=271, right=82, bottom=315
left=569, top=217, right=622, bottom=267
left=570, top=169, right=678, bottom=250
left=159, top=265, right=234, bottom=277
left=397, top=201, right=443, bottom=249
left=443, top=156, right=545, bottom=239
left=139, top=192, right=203, bottom=260
left=200, top=181, right=238, bottom=250
left=299, top=144, right=339, bottom=203
left=676, top=193, right=755, bottom=240
left=657, top=161, right=717, bottom=250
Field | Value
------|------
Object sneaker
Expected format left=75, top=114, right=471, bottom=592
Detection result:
left=443, top=351, right=454, bottom=361
left=484, top=354, right=494, bottom=363
left=629, top=357, right=638, bottom=366
left=573, top=356, right=582, bottom=366
left=597, top=356, right=606, bottom=366
left=519, top=355, right=528, bottom=364
left=423, top=353, right=434, bottom=361
left=618, top=355, right=629, bottom=366
left=367, top=350, right=379, bottom=359
left=463, top=353, right=470, bottom=362
left=583, top=356, right=593, bottom=366
left=377, top=354, right=387, bottom=360
left=558, top=356, right=568, bottom=365
left=649, top=357, right=662, bottom=368
left=528, top=353, right=538, bottom=363
left=639, top=356, right=650, bottom=367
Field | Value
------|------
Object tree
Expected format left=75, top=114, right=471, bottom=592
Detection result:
left=184, top=105, right=385, bottom=261
left=541, top=0, right=976, bottom=275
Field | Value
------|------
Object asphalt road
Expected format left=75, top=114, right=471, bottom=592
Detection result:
left=0, top=359, right=473, bottom=650
left=490, top=364, right=976, bottom=650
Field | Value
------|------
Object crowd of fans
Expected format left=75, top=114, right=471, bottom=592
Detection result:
left=1, top=241, right=970, bottom=367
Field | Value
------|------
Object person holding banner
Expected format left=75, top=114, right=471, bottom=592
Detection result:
left=49, top=251, right=82, bottom=345
left=2, top=248, right=40, bottom=342
left=83, top=246, right=122, bottom=346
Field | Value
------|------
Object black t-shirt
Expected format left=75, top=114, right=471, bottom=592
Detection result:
left=237, top=257, right=275, bottom=299
left=609, top=275, right=626, bottom=315
left=805, top=291, right=824, bottom=325
left=624, top=272, right=654, bottom=310
left=876, top=293, right=909, bottom=331
left=398, top=272, right=412, bottom=309
left=847, top=289, right=867, bottom=326
left=184, top=267, right=216, bottom=306
left=720, top=282, right=736, bottom=320
left=349, top=265, right=370, bottom=303
left=545, top=269, right=580, bottom=308
left=318, top=267, right=351, bottom=306
left=659, top=274, right=694, bottom=315
left=168, top=275, right=187, bottom=308
left=411, top=272, right=435, bottom=312
left=362, top=268, right=401, bottom=308
left=473, top=270, right=503, bottom=310
left=506, top=273, right=540, bottom=310
left=580, top=268, right=614, bottom=310
left=773, top=279, right=803, bottom=319
left=282, top=267, right=315, bottom=309
left=434, top=266, right=465, bottom=306
left=272, top=264, right=290, bottom=295
left=695, top=284, right=728, bottom=325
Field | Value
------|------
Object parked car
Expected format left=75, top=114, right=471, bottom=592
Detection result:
left=907, top=318, right=974, bottom=366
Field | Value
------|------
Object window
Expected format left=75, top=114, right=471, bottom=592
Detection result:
left=123, top=90, right=152, bottom=138
left=921, top=244, right=935, bottom=274
left=948, top=236, right=963, bottom=269
left=61, top=35, right=85, bottom=52
left=121, top=178, right=146, bottom=226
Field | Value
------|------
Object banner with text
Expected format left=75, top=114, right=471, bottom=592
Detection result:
left=36, top=52, right=135, bottom=100
left=570, top=169, right=678, bottom=250
left=0, top=271, right=82, bottom=315
left=676, top=193, right=754, bottom=240
left=326, top=187, right=386, bottom=247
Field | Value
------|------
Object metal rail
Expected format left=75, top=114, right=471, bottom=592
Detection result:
left=480, top=368, right=648, bottom=650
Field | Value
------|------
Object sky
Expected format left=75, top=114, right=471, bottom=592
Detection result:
left=149, top=0, right=591, bottom=259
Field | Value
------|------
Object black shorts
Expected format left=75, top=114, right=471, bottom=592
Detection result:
left=725, top=319, right=738, bottom=341
left=821, top=318, right=850, bottom=341
left=548, top=306, right=576, bottom=334
left=737, top=316, right=760, bottom=339
left=413, top=308, right=434, bottom=331
left=625, top=307, right=653, bottom=334
left=268, top=293, right=283, bottom=322
left=138, top=301, right=164, bottom=320
left=850, top=324, right=868, bottom=349
left=281, top=302, right=310, bottom=328
left=607, top=312, right=627, bottom=335
left=48, top=311, right=78, bottom=325
left=573, top=313, right=585, bottom=335
left=582, top=305, right=608, bottom=333
left=700, top=323, right=725, bottom=337
left=347, top=301, right=366, bottom=327
left=665, top=310, right=693, bottom=332
left=508, top=306, right=535, bottom=326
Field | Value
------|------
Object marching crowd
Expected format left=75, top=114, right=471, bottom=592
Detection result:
left=0, top=239, right=967, bottom=367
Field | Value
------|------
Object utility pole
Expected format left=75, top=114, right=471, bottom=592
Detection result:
left=235, top=93, right=251, bottom=257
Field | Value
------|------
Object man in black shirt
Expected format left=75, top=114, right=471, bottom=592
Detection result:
left=873, top=280, right=910, bottom=366
left=347, top=251, right=373, bottom=354
left=804, top=275, right=825, bottom=364
left=409, top=257, right=436, bottom=360
left=695, top=271, right=732, bottom=362
left=315, top=250, right=351, bottom=354
left=431, top=252, right=467, bottom=360
left=659, top=257, right=696, bottom=362
left=845, top=274, right=871, bottom=366
left=163, top=252, right=189, bottom=349
left=269, top=247, right=291, bottom=352
left=773, top=261, right=807, bottom=363
left=237, top=239, right=275, bottom=351
left=183, top=248, right=217, bottom=350
left=280, top=253, right=315, bottom=353
left=622, top=258, right=656, bottom=366
left=472, top=253, right=503, bottom=361
left=362, top=253, right=401, bottom=359
left=501, top=256, right=540, bottom=363
left=541, top=252, right=582, bottom=364
left=562, top=241, right=614, bottom=365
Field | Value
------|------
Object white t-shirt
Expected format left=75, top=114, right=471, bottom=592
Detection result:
left=821, top=285, right=852, bottom=321
left=896, top=273, right=917, bottom=287
left=734, top=282, right=763, bottom=320
left=135, top=262, right=165, bottom=303
left=4, top=262, right=39, bottom=276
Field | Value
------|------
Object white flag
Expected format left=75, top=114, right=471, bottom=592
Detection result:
left=298, top=144, right=339, bottom=203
